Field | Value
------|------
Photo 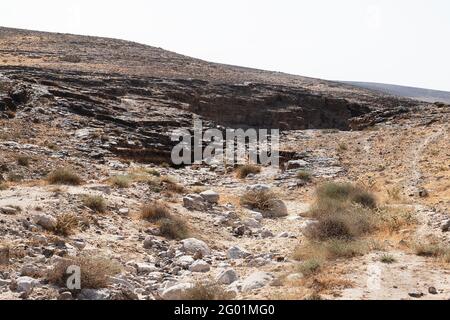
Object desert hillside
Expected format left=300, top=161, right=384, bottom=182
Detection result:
left=345, top=81, right=450, bottom=104
left=0, top=27, right=449, bottom=301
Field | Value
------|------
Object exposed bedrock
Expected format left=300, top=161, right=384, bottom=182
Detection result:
left=0, top=66, right=420, bottom=163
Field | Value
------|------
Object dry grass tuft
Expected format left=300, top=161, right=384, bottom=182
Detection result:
left=48, top=252, right=121, bottom=289
left=240, top=189, right=286, bottom=218
left=297, top=259, right=322, bottom=276
left=296, top=170, right=312, bottom=182
left=82, top=195, right=107, bottom=213
left=54, top=213, right=79, bottom=236
left=294, top=239, right=369, bottom=261
left=414, top=242, right=450, bottom=263
left=160, top=176, right=185, bottom=194
left=109, top=175, right=132, bottom=188
left=159, top=217, right=190, bottom=240
left=181, top=282, right=234, bottom=300
left=47, top=168, right=82, bottom=185
left=17, top=155, right=31, bottom=167
left=235, top=164, right=261, bottom=179
left=141, top=201, right=171, bottom=221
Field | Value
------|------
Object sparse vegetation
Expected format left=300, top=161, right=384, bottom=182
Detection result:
left=0, top=182, right=7, bottom=191
left=17, top=155, right=30, bottom=167
left=296, top=170, right=312, bottom=182
left=380, top=254, right=396, bottom=264
left=158, top=217, right=190, bottom=240
left=141, top=201, right=171, bottom=221
left=414, top=242, right=450, bottom=262
left=181, top=282, right=234, bottom=300
left=48, top=252, right=121, bottom=289
left=235, top=164, right=261, bottom=179
left=297, top=259, right=322, bottom=276
left=315, top=182, right=376, bottom=209
left=47, top=168, right=82, bottom=185
left=294, top=240, right=369, bottom=261
left=338, top=142, right=348, bottom=151
left=140, top=201, right=189, bottom=239
left=82, top=195, right=107, bottom=213
left=54, top=213, right=78, bottom=236
left=160, top=175, right=185, bottom=194
left=110, top=175, right=131, bottom=188
left=240, top=189, right=286, bottom=217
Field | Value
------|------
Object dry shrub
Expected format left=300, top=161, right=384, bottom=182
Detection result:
left=294, top=240, right=369, bottom=261
left=305, top=183, right=379, bottom=241
left=141, top=201, right=171, bottom=221
left=110, top=175, right=131, bottom=188
left=414, top=242, right=450, bottom=262
left=240, top=189, right=286, bottom=217
left=297, top=259, right=322, bottom=277
left=48, top=252, right=121, bottom=289
left=159, top=217, right=190, bottom=240
left=315, top=182, right=376, bottom=209
left=296, top=170, right=312, bottom=182
left=235, top=164, right=261, bottom=179
left=0, top=182, right=7, bottom=191
left=17, top=155, right=30, bottom=167
left=160, top=176, right=185, bottom=194
left=182, top=282, right=234, bottom=300
left=47, top=168, right=82, bottom=185
left=54, top=213, right=78, bottom=236
left=82, top=195, right=107, bottom=213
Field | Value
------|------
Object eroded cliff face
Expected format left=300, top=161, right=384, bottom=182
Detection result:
left=0, top=27, right=423, bottom=163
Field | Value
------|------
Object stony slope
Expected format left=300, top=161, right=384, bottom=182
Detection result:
left=0, top=27, right=449, bottom=301
left=344, top=81, right=450, bottom=104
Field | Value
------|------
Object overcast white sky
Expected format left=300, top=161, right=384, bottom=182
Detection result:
left=1, top=0, right=449, bottom=91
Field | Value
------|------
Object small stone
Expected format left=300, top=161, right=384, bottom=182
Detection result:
left=135, top=262, right=157, bottom=274
left=441, top=220, right=450, bottom=232
left=189, top=260, right=210, bottom=273
left=200, top=190, right=220, bottom=204
left=16, top=276, right=36, bottom=295
left=58, top=291, right=73, bottom=300
left=241, top=272, right=273, bottom=292
left=247, top=184, right=270, bottom=192
left=286, top=159, right=309, bottom=170
left=183, top=194, right=206, bottom=211
left=118, top=208, right=129, bottom=215
left=177, top=255, right=195, bottom=268
left=243, top=218, right=261, bottom=228
left=143, top=236, right=156, bottom=249
left=428, top=286, right=438, bottom=295
left=277, top=231, right=289, bottom=238
left=181, top=238, right=210, bottom=256
left=0, top=246, right=9, bottom=265
left=216, top=268, right=238, bottom=284
left=78, top=288, right=110, bottom=300
left=161, top=283, right=193, bottom=300
left=261, top=229, right=274, bottom=238
left=227, top=246, right=251, bottom=260
left=33, top=214, right=57, bottom=230
left=408, top=291, right=424, bottom=298
left=418, top=188, right=429, bottom=198
left=265, top=199, right=288, bottom=217
left=0, top=206, right=19, bottom=215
